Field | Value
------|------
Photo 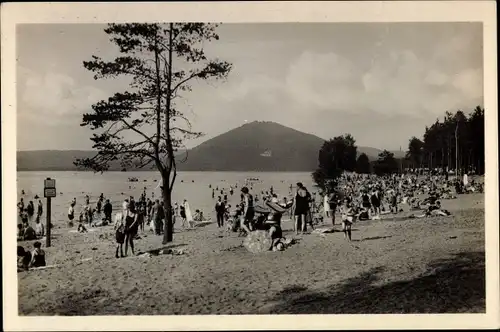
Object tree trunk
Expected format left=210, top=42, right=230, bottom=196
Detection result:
left=162, top=172, right=174, bottom=243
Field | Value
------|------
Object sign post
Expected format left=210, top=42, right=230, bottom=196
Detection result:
left=44, top=178, right=56, bottom=247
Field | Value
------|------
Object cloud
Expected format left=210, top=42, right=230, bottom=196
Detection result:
left=451, top=68, right=483, bottom=100
left=219, top=42, right=483, bottom=120
left=18, top=67, right=107, bottom=123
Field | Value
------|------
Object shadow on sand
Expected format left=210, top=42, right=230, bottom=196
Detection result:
left=265, top=251, right=485, bottom=314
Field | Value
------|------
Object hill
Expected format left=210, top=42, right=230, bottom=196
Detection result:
left=17, top=121, right=405, bottom=171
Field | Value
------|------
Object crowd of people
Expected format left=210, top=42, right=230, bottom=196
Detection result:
left=17, top=170, right=481, bottom=264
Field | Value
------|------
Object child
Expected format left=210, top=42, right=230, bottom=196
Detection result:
left=341, top=200, right=355, bottom=242
left=114, top=213, right=125, bottom=258
left=29, top=241, right=46, bottom=268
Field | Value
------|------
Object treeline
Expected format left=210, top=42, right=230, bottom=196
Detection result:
left=405, top=106, right=484, bottom=175
left=312, top=106, right=485, bottom=191
left=312, top=134, right=401, bottom=191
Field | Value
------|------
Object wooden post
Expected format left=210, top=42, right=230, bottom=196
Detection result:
left=46, top=197, right=51, bottom=247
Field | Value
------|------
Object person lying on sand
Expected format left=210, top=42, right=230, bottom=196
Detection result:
left=91, top=218, right=109, bottom=227
left=409, top=201, right=451, bottom=218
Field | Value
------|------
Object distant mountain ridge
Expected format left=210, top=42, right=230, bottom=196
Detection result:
left=17, top=121, right=405, bottom=171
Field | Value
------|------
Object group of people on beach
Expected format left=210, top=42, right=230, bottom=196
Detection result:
left=17, top=169, right=479, bottom=262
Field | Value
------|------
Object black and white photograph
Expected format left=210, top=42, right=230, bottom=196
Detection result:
left=2, top=1, right=498, bottom=330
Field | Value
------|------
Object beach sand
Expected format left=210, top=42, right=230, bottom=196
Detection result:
left=17, top=193, right=485, bottom=315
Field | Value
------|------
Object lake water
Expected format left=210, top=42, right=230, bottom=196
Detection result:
left=16, top=171, right=316, bottom=223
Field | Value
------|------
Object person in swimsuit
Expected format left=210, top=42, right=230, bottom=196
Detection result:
left=123, top=206, right=139, bottom=256
left=18, top=198, right=25, bottom=216
left=114, top=211, right=125, bottom=258
left=240, top=187, right=254, bottom=235
left=68, top=202, right=76, bottom=227
left=341, top=200, right=355, bottom=242
left=327, top=190, right=339, bottom=226
left=29, top=241, right=46, bottom=268
left=293, top=182, right=311, bottom=235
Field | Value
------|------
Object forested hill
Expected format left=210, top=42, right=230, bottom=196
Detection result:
left=17, top=121, right=405, bottom=172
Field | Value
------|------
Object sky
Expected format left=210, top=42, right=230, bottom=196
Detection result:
left=16, top=22, right=483, bottom=151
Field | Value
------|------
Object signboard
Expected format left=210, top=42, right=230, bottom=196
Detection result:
left=44, top=188, right=57, bottom=198
left=44, top=178, right=56, bottom=189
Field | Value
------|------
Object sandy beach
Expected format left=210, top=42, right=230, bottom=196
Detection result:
left=17, top=192, right=484, bottom=315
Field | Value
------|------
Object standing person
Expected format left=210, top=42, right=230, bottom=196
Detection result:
left=129, top=196, right=136, bottom=213
left=152, top=200, right=164, bottom=235
left=26, top=201, right=35, bottom=223
left=293, top=183, right=311, bottom=235
left=147, top=198, right=153, bottom=218
left=184, top=199, right=194, bottom=228
left=240, top=187, right=254, bottom=234
left=341, top=200, right=355, bottom=242
left=103, top=199, right=113, bottom=222
left=370, top=190, right=381, bottom=216
left=114, top=212, right=125, bottom=258
left=327, top=190, right=339, bottom=226
left=361, top=191, right=371, bottom=218
left=179, top=202, right=187, bottom=228
left=323, top=192, right=331, bottom=220
left=123, top=205, right=139, bottom=256
left=96, top=197, right=102, bottom=214
left=122, top=199, right=129, bottom=216
left=215, top=196, right=225, bottom=228
left=18, top=198, right=25, bottom=216
left=37, top=199, right=43, bottom=220
left=68, top=202, right=76, bottom=226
